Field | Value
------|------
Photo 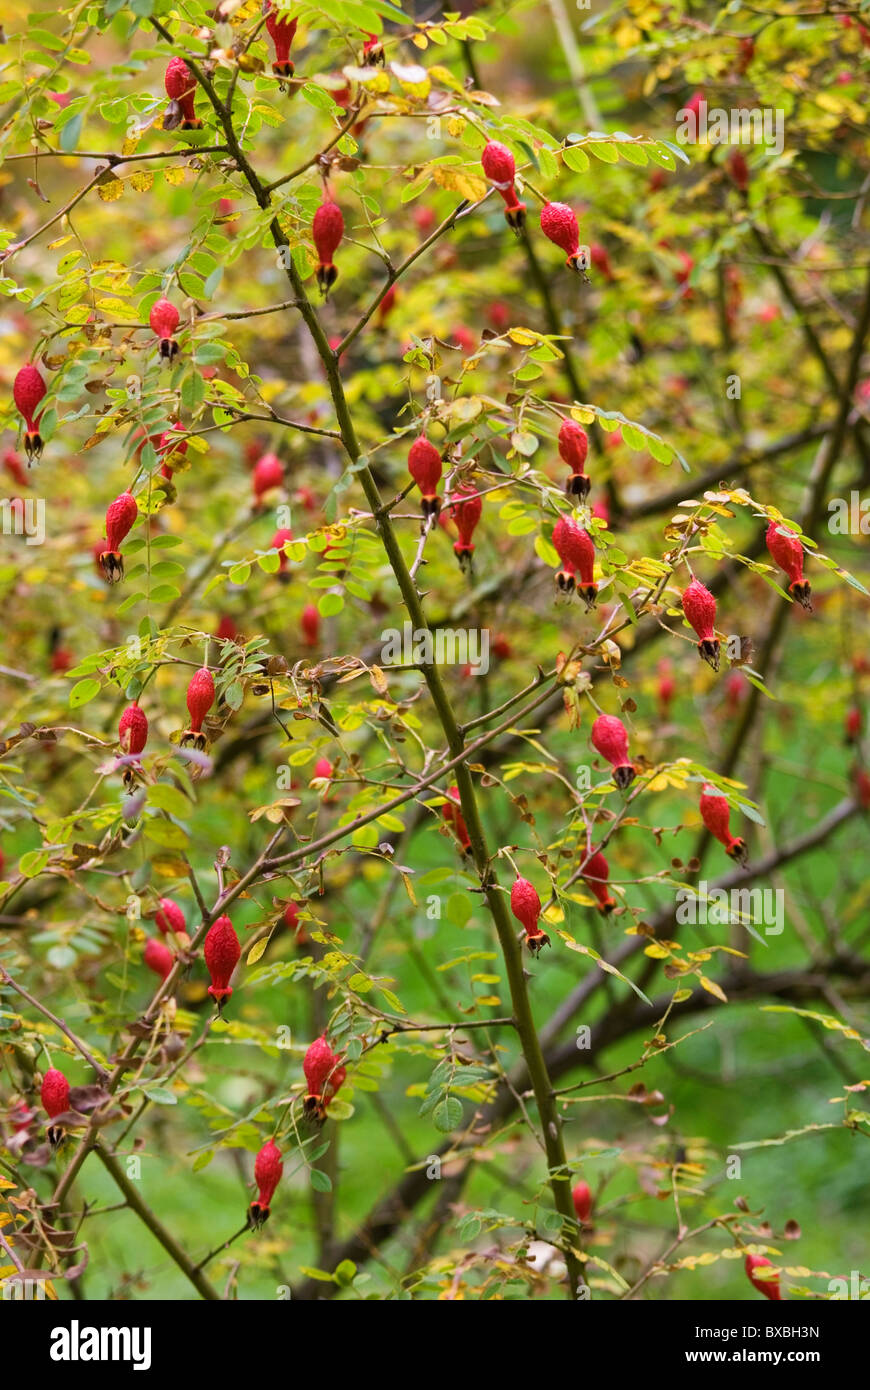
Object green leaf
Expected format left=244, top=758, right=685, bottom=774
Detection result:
left=20, top=850, right=51, bottom=878
left=147, top=784, right=192, bottom=816
left=510, top=430, right=539, bottom=457
left=223, top=679, right=244, bottom=710
left=69, top=677, right=101, bottom=708
left=309, top=1168, right=333, bottom=1192
left=149, top=584, right=181, bottom=603
left=334, top=1259, right=357, bottom=1286
left=318, top=592, right=344, bottom=617
left=141, top=1086, right=177, bottom=1105
left=588, top=141, right=619, bottom=163
left=59, top=111, right=84, bottom=153
left=144, top=819, right=189, bottom=849
left=433, top=1096, right=463, bottom=1132
left=181, top=371, right=206, bottom=411
left=562, top=144, right=590, bottom=173
left=446, top=892, right=472, bottom=926
left=47, top=945, right=77, bottom=969
left=618, top=142, right=649, bottom=166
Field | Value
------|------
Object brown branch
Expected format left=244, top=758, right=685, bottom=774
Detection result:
left=93, top=1144, right=220, bottom=1300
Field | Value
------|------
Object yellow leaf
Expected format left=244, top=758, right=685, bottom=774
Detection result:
left=508, top=327, right=543, bottom=346
left=164, top=166, right=188, bottom=187
left=97, top=178, right=125, bottom=202
left=699, top=974, right=727, bottom=1002
left=369, top=664, right=389, bottom=696
left=130, top=170, right=154, bottom=193
left=97, top=297, right=138, bottom=320
left=431, top=164, right=486, bottom=201
left=246, top=936, right=270, bottom=965
left=444, top=395, right=482, bottom=424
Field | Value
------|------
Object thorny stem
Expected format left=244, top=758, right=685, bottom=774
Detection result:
left=0, top=969, right=108, bottom=1080
left=17, top=13, right=864, bottom=1303
left=93, top=1144, right=220, bottom=1300
left=267, top=252, right=585, bottom=1299
left=160, top=35, right=587, bottom=1289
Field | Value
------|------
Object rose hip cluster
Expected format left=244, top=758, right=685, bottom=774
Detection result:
left=480, top=140, right=589, bottom=277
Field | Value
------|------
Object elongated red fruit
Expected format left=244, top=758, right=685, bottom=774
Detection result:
left=144, top=936, right=173, bottom=980
left=699, top=783, right=747, bottom=865
left=442, top=785, right=471, bottom=853
left=581, top=850, right=616, bottom=914
left=408, top=435, right=443, bottom=517
left=377, top=283, right=398, bottom=327
left=183, top=666, right=215, bottom=749
left=451, top=483, right=482, bottom=570
left=149, top=298, right=181, bottom=359
left=540, top=201, right=587, bottom=274
left=552, top=516, right=597, bottom=607
left=250, top=1139, right=284, bottom=1225
left=510, top=875, right=550, bottom=955
left=745, top=1254, right=781, bottom=1301
left=252, top=451, right=283, bottom=506
left=558, top=419, right=590, bottom=498
left=766, top=520, right=811, bottom=609
left=271, top=526, right=294, bottom=575
left=481, top=141, right=525, bottom=229
left=725, top=670, right=745, bottom=715
left=164, top=57, right=202, bottom=129
left=119, top=702, right=148, bottom=756
left=41, top=1068, right=70, bottom=1119
left=313, top=202, right=344, bottom=294
left=4, top=447, right=28, bottom=488
left=158, top=422, right=187, bottom=478
left=100, top=491, right=138, bottom=583
left=204, top=914, right=240, bottom=1006
left=155, top=897, right=186, bottom=936
left=727, top=148, right=750, bottom=192
left=657, top=658, right=675, bottom=719
left=591, top=713, right=635, bottom=790
left=301, top=602, right=320, bottom=648
left=264, top=2, right=298, bottom=76
left=303, top=1035, right=346, bottom=1117
left=311, top=756, right=333, bottom=787
left=283, top=900, right=308, bottom=945
left=572, top=1180, right=592, bottom=1223
left=13, top=364, right=47, bottom=460
left=590, top=242, right=614, bottom=281
left=682, top=578, right=720, bottom=671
